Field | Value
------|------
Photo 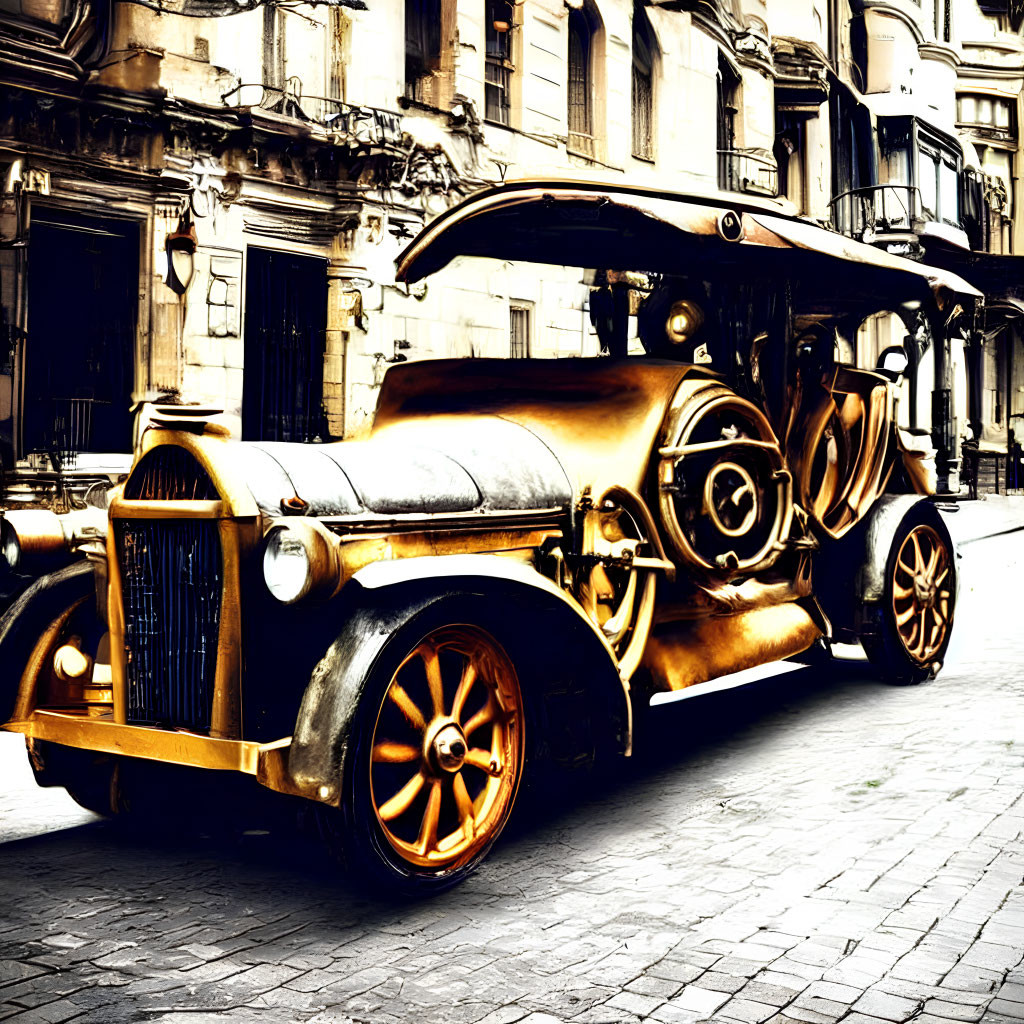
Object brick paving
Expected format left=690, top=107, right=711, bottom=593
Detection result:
left=0, top=507, right=1023, bottom=1024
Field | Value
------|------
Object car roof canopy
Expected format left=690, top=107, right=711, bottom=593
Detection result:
left=395, top=180, right=980, bottom=317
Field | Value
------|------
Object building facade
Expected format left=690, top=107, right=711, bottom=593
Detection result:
left=0, top=0, right=1022, bottom=494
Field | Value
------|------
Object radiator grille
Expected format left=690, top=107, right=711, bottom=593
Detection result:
left=117, top=519, right=223, bottom=733
left=125, top=446, right=218, bottom=501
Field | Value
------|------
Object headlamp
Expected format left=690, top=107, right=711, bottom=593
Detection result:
left=0, top=510, right=66, bottom=574
left=1, top=519, right=20, bottom=571
left=263, top=525, right=315, bottom=604
left=666, top=300, right=704, bottom=344
left=262, top=520, right=344, bottom=604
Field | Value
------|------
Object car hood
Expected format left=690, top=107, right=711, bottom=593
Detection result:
left=234, top=418, right=573, bottom=519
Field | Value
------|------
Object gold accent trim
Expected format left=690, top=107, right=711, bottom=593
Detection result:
left=134, top=431, right=259, bottom=518
left=212, top=518, right=260, bottom=738
left=110, top=499, right=226, bottom=519
left=3, top=710, right=290, bottom=776
left=107, top=524, right=128, bottom=726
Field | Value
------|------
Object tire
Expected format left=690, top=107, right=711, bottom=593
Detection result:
left=333, top=598, right=531, bottom=894
left=27, top=740, right=116, bottom=816
left=861, top=505, right=956, bottom=685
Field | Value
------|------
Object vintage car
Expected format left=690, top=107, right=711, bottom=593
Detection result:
left=0, top=180, right=968, bottom=891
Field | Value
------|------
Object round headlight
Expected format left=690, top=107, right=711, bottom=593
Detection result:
left=1, top=520, right=20, bottom=572
left=665, top=300, right=704, bottom=344
left=263, top=526, right=314, bottom=604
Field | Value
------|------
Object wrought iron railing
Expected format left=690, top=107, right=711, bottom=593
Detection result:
left=829, top=185, right=922, bottom=241
left=220, top=83, right=403, bottom=147
left=718, top=150, right=778, bottom=197
left=46, top=397, right=106, bottom=469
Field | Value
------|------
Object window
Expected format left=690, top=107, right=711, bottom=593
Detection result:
left=485, top=0, right=515, bottom=126
left=510, top=305, right=531, bottom=358
left=918, top=138, right=960, bottom=227
left=957, top=93, right=1016, bottom=143
left=877, top=118, right=961, bottom=230
left=262, top=2, right=285, bottom=93
left=717, top=55, right=741, bottom=189
left=567, top=7, right=593, bottom=157
left=329, top=7, right=350, bottom=105
left=774, top=114, right=806, bottom=211
left=631, top=2, right=655, bottom=161
left=405, top=0, right=442, bottom=103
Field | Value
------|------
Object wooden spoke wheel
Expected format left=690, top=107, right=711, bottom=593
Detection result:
left=892, top=524, right=952, bottom=665
left=368, top=625, right=524, bottom=874
left=862, top=509, right=956, bottom=685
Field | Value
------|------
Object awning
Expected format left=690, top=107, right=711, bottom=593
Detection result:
left=396, top=179, right=983, bottom=309
left=751, top=213, right=983, bottom=299
left=923, top=237, right=1024, bottom=304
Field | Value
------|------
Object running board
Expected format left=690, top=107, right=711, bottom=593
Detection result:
left=649, top=660, right=808, bottom=706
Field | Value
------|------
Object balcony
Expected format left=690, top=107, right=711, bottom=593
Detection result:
left=221, top=84, right=403, bottom=148
left=829, top=185, right=921, bottom=243
left=717, top=150, right=778, bottom=198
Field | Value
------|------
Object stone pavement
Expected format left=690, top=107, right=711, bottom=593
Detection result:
left=0, top=502, right=1023, bottom=1024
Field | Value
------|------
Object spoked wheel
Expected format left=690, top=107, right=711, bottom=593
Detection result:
left=891, top=525, right=953, bottom=665
left=340, top=615, right=526, bottom=892
left=862, top=511, right=956, bottom=685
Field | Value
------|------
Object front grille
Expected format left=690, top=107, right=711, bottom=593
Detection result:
left=117, top=519, right=223, bottom=733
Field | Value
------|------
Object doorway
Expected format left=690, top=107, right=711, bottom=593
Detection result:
left=23, top=209, right=138, bottom=459
left=243, top=248, right=328, bottom=443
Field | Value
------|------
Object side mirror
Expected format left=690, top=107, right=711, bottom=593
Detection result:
left=877, top=346, right=909, bottom=380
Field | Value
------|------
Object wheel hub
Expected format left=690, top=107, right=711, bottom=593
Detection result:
left=428, top=722, right=468, bottom=773
left=913, top=573, right=936, bottom=608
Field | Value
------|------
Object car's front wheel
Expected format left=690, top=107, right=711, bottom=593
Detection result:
left=338, top=609, right=526, bottom=892
left=862, top=510, right=956, bottom=685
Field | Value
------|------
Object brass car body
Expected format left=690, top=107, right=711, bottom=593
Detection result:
left=0, top=180, right=970, bottom=886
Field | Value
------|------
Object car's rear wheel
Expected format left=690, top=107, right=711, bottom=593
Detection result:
left=862, top=512, right=955, bottom=685
left=339, top=609, right=526, bottom=892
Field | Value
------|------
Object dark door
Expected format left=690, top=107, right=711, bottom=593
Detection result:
left=24, top=210, right=138, bottom=458
left=243, top=248, right=328, bottom=443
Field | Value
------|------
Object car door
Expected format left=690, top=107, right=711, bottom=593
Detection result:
left=787, top=363, right=897, bottom=540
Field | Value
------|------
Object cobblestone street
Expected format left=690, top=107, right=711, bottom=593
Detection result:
left=1, top=501, right=1023, bottom=1024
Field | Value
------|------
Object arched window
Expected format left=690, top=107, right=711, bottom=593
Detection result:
left=631, top=3, right=656, bottom=161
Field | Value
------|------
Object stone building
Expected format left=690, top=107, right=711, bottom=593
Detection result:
left=0, top=0, right=1022, bottom=496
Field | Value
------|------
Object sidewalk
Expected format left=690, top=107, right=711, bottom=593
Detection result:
left=940, top=493, right=1024, bottom=546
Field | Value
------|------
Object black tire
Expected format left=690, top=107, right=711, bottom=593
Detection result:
left=861, top=504, right=956, bottom=685
left=28, top=740, right=116, bottom=816
left=331, top=597, right=535, bottom=895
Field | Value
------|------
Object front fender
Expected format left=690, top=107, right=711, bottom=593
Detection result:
left=858, top=495, right=943, bottom=604
left=815, top=495, right=957, bottom=639
left=284, top=556, right=628, bottom=807
left=0, top=561, right=94, bottom=725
